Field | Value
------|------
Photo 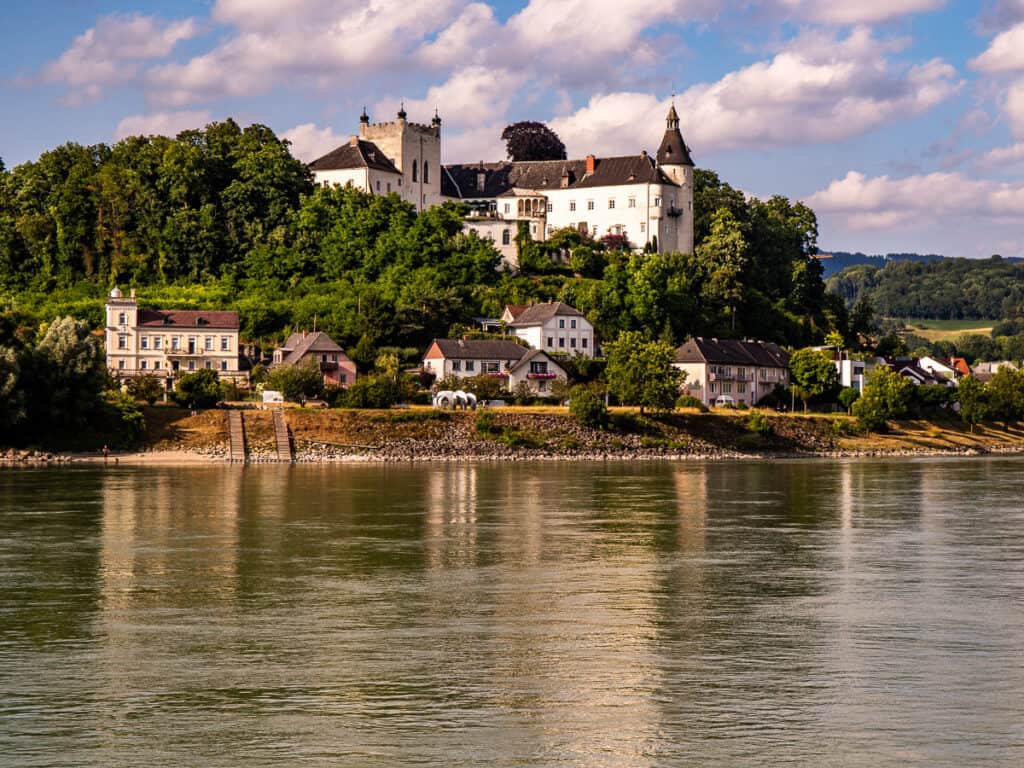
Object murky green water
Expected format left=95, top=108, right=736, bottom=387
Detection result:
left=1, top=459, right=1022, bottom=766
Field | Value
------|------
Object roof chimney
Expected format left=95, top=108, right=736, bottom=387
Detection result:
left=130, top=287, right=136, bottom=299
left=586, top=154, right=596, bottom=174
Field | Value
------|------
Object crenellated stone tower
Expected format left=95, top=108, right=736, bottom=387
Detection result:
left=359, top=104, right=443, bottom=210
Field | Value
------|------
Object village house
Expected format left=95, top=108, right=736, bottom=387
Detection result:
left=422, top=338, right=567, bottom=397
left=271, top=331, right=357, bottom=386
left=883, top=358, right=956, bottom=387
left=673, top=338, right=790, bottom=407
left=104, top=287, right=246, bottom=386
left=502, top=301, right=596, bottom=358
left=970, top=360, right=1017, bottom=382
left=311, top=105, right=694, bottom=267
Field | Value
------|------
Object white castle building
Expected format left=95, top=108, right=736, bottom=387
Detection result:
left=309, top=105, right=695, bottom=265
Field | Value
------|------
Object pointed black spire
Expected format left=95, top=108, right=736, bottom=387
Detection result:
left=397, top=100, right=407, bottom=120
left=657, top=101, right=693, bottom=167
left=359, top=106, right=369, bottom=124
left=432, top=108, right=441, bottom=127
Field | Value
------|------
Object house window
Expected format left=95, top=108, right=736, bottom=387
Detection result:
left=142, top=360, right=149, bottom=370
left=530, top=361, right=548, bottom=374
left=570, top=319, right=576, bottom=329
left=570, top=201, right=576, bottom=211
left=547, top=337, right=553, bottom=347
left=452, top=360, right=461, bottom=371
left=154, top=361, right=161, bottom=370
left=387, top=182, right=391, bottom=193
left=140, top=336, right=149, bottom=350
left=559, top=319, right=565, bottom=328
left=322, top=354, right=328, bottom=362
left=504, top=203, right=510, bottom=214
left=710, top=382, right=716, bottom=393
left=738, top=382, right=746, bottom=393
left=483, top=361, right=500, bottom=373
left=424, top=162, right=430, bottom=183
left=205, top=336, right=214, bottom=351
left=502, top=229, right=510, bottom=245
left=640, top=222, right=646, bottom=233
left=376, top=180, right=381, bottom=192
left=587, top=200, right=594, bottom=210
left=654, top=197, right=662, bottom=207
left=559, top=337, right=565, bottom=348
left=465, top=361, right=475, bottom=372
left=331, top=354, right=337, bottom=362
left=118, top=360, right=125, bottom=370
left=591, top=225, right=597, bottom=236
left=221, top=361, right=228, bottom=371
left=341, top=374, right=348, bottom=385
left=118, top=312, right=127, bottom=325
left=205, top=361, right=212, bottom=370
left=221, top=337, right=229, bottom=351
left=628, top=198, right=636, bottom=208
left=188, top=361, right=195, bottom=371
left=538, top=380, right=547, bottom=392
left=723, top=382, right=732, bottom=394
left=547, top=202, right=553, bottom=213
left=153, top=336, right=162, bottom=350
left=398, top=178, right=402, bottom=187
left=570, top=338, right=577, bottom=348
left=413, top=160, right=418, bottom=182
left=582, top=338, right=588, bottom=349
left=171, top=337, right=179, bottom=351
left=608, top=198, right=615, bottom=209
left=117, top=335, right=128, bottom=350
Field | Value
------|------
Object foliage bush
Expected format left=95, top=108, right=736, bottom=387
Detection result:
left=266, top=359, right=324, bottom=403
left=172, top=369, right=223, bottom=409
left=569, top=384, right=609, bottom=429
left=852, top=367, right=914, bottom=432
left=675, top=394, right=709, bottom=412
left=746, top=411, right=773, bottom=436
left=125, top=373, right=165, bottom=405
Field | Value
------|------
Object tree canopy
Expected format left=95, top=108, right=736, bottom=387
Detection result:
left=500, top=122, right=567, bottom=161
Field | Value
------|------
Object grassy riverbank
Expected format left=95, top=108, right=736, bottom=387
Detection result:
left=116, top=405, right=1024, bottom=462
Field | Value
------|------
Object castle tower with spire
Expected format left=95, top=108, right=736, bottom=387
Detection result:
left=656, top=103, right=695, bottom=253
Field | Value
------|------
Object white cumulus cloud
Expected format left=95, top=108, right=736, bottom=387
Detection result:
left=281, top=123, right=347, bottom=162
left=970, top=22, right=1024, bottom=73
left=115, top=110, right=213, bottom=140
left=775, top=0, right=945, bottom=25
left=43, top=14, right=197, bottom=104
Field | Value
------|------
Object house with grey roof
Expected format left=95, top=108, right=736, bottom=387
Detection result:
left=422, top=338, right=567, bottom=397
left=673, top=338, right=791, bottom=407
left=272, top=331, right=357, bottom=387
left=501, top=301, right=596, bottom=358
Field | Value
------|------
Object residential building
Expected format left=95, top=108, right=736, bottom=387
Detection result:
left=813, top=346, right=875, bottom=392
left=311, top=104, right=694, bottom=266
left=309, top=106, right=444, bottom=212
left=502, top=301, right=595, bottom=358
left=673, top=338, right=791, bottom=406
left=422, top=338, right=567, bottom=396
left=104, top=287, right=245, bottom=385
left=883, top=358, right=955, bottom=387
left=271, top=331, right=357, bottom=386
left=918, top=356, right=958, bottom=380
left=970, top=360, right=1017, bottom=383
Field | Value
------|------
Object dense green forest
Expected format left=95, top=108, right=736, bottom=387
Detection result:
left=827, top=256, right=1024, bottom=320
left=1, top=120, right=841, bottom=361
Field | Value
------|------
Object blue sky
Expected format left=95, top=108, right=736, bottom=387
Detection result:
left=4, top=0, right=1024, bottom=257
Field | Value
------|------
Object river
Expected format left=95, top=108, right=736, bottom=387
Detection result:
left=0, top=459, right=1022, bottom=766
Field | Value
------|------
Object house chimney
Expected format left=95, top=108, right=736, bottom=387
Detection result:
left=350, top=136, right=359, bottom=146
left=586, top=154, right=596, bottom=174
left=130, top=287, right=136, bottom=299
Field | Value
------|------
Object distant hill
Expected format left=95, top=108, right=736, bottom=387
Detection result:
left=818, top=250, right=1024, bottom=279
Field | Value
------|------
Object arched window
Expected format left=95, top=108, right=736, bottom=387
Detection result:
left=412, top=160, right=418, bottom=182
left=423, top=161, right=430, bottom=183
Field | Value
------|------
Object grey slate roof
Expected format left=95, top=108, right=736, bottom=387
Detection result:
left=427, top=339, right=527, bottom=361
left=442, top=153, right=678, bottom=199
left=507, top=301, right=584, bottom=327
left=674, top=338, right=791, bottom=368
left=275, top=331, right=347, bottom=366
left=309, top=139, right=400, bottom=174
left=507, top=348, right=565, bottom=374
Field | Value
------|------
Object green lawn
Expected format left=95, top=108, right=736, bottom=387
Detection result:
left=895, top=317, right=996, bottom=341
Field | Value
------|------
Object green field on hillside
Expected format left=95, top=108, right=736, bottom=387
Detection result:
left=896, top=318, right=995, bottom=341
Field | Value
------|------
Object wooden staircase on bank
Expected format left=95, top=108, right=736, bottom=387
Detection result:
left=227, top=411, right=247, bottom=463
left=273, top=411, right=293, bottom=463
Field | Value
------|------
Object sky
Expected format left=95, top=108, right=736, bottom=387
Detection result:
left=3, top=0, right=1024, bottom=258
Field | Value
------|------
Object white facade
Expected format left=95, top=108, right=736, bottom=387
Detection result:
left=503, top=302, right=596, bottom=359
left=422, top=340, right=567, bottom=397
left=105, top=288, right=245, bottom=384
left=676, top=362, right=789, bottom=407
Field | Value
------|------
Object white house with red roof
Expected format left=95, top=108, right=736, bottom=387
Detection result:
left=104, top=287, right=246, bottom=384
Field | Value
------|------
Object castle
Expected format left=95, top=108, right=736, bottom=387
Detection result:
left=309, top=105, right=694, bottom=265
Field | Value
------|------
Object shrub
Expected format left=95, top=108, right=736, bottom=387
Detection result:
left=746, top=411, right=773, bottom=436
left=266, top=359, right=324, bottom=403
left=837, top=387, right=860, bottom=413
left=676, top=394, right=708, bottom=412
left=126, top=373, right=165, bottom=405
left=569, top=384, right=609, bottom=429
left=173, top=369, right=222, bottom=409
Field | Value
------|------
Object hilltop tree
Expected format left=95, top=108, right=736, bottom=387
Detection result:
left=501, top=122, right=567, bottom=161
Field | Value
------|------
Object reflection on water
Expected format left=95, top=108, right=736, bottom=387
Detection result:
left=0, top=459, right=1023, bottom=766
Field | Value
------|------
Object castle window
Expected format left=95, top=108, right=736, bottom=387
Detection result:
left=640, top=222, right=646, bottom=233
left=547, top=202, right=553, bottom=212
left=608, top=198, right=615, bottom=209
left=398, top=178, right=401, bottom=186
left=376, top=180, right=381, bottom=192
left=628, top=197, right=636, bottom=208
left=570, top=200, right=576, bottom=212
left=412, top=160, right=418, bottom=182
left=387, top=182, right=391, bottom=192
left=654, top=197, right=662, bottom=207
left=587, top=200, right=594, bottom=210
left=504, top=202, right=510, bottom=214
left=424, top=162, right=430, bottom=183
